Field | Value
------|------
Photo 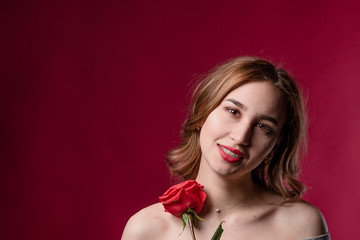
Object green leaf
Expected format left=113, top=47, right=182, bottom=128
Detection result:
left=193, top=211, right=205, bottom=222
left=182, top=212, right=190, bottom=226
left=179, top=213, right=188, bottom=236
left=211, top=221, right=225, bottom=240
left=186, top=207, right=205, bottom=222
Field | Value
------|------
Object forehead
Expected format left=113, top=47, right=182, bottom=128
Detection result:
left=224, top=80, right=287, bottom=123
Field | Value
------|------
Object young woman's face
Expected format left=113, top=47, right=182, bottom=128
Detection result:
left=199, top=80, right=287, bottom=178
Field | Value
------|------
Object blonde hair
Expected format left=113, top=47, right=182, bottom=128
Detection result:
left=166, top=56, right=307, bottom=201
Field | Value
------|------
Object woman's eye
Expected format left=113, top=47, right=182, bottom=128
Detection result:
left=257, top=123, right=273, bottom=135
left=227, top=108, right=240, bottom=116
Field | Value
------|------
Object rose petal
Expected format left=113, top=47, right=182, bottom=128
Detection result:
left=159, top=180, right=207, bottom=217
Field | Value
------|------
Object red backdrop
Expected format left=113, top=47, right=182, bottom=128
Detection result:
left=1, top=0, right=360, bottom=239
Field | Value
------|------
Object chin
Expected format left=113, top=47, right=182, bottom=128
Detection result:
left=213, top=166, right=242, bottom=176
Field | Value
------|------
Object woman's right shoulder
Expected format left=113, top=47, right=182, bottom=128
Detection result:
left=121, top=203, right=171, bottom=240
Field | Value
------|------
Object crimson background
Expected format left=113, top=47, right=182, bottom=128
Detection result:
left=1, top=0, right=360, bottom=239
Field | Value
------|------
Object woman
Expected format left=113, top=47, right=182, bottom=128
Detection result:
left=121, top=56, right=330, bottom=240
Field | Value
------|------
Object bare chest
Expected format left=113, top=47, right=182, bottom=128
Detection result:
left=159, top=216, right=293, bottom=240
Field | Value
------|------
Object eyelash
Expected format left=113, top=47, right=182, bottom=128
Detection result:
left=226, top=108, right=273, bottom=135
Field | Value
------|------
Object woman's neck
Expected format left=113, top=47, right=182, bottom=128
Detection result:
left=195, top=170, right=264, bottom=217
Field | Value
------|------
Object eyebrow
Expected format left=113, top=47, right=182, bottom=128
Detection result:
left=226, top=98, right=247, bottom=110
left=225, top=98, right=279, bottom=126
left=259, top=115, right=278, bottom=126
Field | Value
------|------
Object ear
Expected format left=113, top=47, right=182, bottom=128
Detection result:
left=196, top=119, right=206, bottom=131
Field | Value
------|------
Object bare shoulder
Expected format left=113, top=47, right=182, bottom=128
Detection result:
left=121, top=203, right=170, bottom=240
left=276, top=199, right=329, bottom=239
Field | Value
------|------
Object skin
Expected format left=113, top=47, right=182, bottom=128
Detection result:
left=121, top=80, right=328, bottom=240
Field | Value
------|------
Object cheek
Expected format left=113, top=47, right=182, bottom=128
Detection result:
left=264, top=142, right=275, bottom=155
left=199, top=113, right=225, bottom=147
left=265, top=137, right=281, bottom=156
left=201, top=113, right=228, bottom=138
left=199, top=124, right=215, bottom=149
left=252, top=135, right=278, bottom=157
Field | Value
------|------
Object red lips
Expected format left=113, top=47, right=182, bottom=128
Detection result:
left=218, top=144, right=244, bottom=163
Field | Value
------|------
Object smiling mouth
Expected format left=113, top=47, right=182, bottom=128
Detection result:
left=218, top=144, right=244, bottom=163
left=219, top=145, right=242, bottom=158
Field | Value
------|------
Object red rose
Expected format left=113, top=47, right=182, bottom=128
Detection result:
left=159, top=180, right=207, bottom=218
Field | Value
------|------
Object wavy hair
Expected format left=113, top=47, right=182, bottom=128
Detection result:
left=166, top=56, right=307, bottom=201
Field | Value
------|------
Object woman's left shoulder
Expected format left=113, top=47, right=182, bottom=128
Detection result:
left=276, top=199, right=329, bottom=239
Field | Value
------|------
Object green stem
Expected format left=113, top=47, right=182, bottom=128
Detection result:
left=187, top=213, right=196, bottom=240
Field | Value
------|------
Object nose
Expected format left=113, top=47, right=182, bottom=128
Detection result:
left=230, top=121, right=252, bottom=146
